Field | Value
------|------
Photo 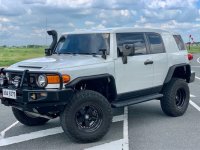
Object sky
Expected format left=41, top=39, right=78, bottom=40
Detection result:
left=0, top=0, right=200, bottom=46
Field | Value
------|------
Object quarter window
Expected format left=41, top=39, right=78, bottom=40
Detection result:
left=146, top=33, right=165, bottom=54
left=116, top=33, right=147, bottom=56
left=173, top=35, right=186, bottom=50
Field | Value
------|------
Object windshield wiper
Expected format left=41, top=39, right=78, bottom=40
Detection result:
left=62, top=52, right=77, bottom=55
left=81, top=53, right=98, bottom=57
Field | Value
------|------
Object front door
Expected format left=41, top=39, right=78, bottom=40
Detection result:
left=114, top=33, right=154, bottom=94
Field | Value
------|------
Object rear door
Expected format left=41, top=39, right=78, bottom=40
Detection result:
left=145, top=33, right=168, bottom=87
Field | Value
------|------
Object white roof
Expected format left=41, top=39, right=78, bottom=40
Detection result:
left=62, top=27, right=176, bottom=35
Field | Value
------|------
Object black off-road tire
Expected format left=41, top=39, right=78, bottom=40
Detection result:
left=12, top=107, right=49, bottom=126
left=60, top=90, right=112, bottom=143
left=161, top=78, right=190, bottom=117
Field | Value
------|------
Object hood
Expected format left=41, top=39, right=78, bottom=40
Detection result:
left=8, top=54, right=107, bottom=71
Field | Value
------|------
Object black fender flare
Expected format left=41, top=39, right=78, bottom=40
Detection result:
left=164, top=63, right=191, bottom=84
left=65, top=74, right=117, bottom=99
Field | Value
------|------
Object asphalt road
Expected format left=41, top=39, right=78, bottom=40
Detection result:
left=0, top=54, right=200, bottom=150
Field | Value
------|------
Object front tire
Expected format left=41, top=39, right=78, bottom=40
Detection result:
left=60, top=90, right=112, bottom=143
left=161, top=78, right=190, bottom=117
left=12, top=108, right=49, bottom=126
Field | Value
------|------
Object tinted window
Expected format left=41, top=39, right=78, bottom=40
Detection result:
left=55, top=33, right=110, bottom=55
left=116, top=33, right=147, bottom=56
left=147, top=33, right=165, bottom=54
left=173, top=35, right=186, bottom=50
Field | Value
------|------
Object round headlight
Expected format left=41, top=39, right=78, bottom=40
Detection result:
left=37, top=75, right=47, bottom=88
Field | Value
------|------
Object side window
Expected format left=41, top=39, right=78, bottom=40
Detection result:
left=116, top=33, right=147, bottom=57
left=146, top=33, right=165, bottom=54
left=173, top=35, right=186, bottom=50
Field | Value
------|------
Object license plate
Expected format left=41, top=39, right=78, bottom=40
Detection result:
left=2, top=89, right=17, bottom=99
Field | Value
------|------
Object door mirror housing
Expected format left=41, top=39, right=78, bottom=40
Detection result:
left=99, top=49, right=107, bottom=59
left=122, top=44, right=135, bottom=64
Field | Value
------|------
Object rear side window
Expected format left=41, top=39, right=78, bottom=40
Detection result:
left=146, top=33, right=165, bottom=54
left=173, top=35, right=186, bottom=50
left=116, top=33, right=147, bottom=56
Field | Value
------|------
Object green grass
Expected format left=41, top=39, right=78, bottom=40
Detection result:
left=187, top=45, right=200, bottom=54
left=0, top=47, right=45, bottom=66
left=0, top=45, right=200, bottom=67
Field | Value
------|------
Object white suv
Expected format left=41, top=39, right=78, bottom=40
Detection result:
left=0, top=28, right=195, bottom=143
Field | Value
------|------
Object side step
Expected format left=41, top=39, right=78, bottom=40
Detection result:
left=112, top=94, right=163, bottom=108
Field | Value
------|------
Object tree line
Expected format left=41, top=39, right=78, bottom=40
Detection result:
left=0, top=45, right=47, bottom=48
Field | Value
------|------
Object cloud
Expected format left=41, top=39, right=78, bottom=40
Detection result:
left=0, top=1, right=26, bottom=16
left=95, top=24, right=105, bottom=29
left=143, top=0, right=197, bottom=9
left=0, top=24, right=20, bottom=31
left=45, top=0, right=93, bottom=8
left=101, top=20, right=107, bottom=25
left=137, top=16, right=147, bottom=23
left=85, top=21, right=95, bottom=26
left=31, top=28, right=46, bottom=37
left=143, top=9, right=182, bottom=20
left=120, top=10, right=131, bottom=17
left=67, top=22, right=75, bottom=28
left=0, top=0, right=200, bottom=45
left=22, top=0, right=46, bottom=4
left=0, top=17, right=10, bottom=23
left=134, top=20, right=200, bottom=30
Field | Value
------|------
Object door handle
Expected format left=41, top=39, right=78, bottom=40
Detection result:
left=144, top=59, right=154, bottom=65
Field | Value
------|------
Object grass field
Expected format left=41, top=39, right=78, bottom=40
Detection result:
left=0, top=46, right=200, bottom=66
left=187, top=45, right=200, bottom=53
left=0, top=47, right=45, bottom=66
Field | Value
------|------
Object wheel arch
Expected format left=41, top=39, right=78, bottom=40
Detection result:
left=66, top=74, right=117, bottom=102
left=164, top=63, right=191, bottom=84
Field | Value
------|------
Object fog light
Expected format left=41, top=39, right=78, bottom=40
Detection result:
left=29, top=92, right=47, bottom=101
left=40, top=92, right=47, bottom=97
left=30, top=93, right=37, bottom=100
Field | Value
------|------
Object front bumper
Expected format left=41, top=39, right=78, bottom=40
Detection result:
left=0, top=68, right=74, bottom=112
left=0, top=88, right=73, bottom=111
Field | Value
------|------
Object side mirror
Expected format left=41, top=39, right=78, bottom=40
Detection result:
left=122, top=44, right=135, bottom=64
left=45, top=48, right=52, bottom=56
left=99, top=49, right=107, bottom=59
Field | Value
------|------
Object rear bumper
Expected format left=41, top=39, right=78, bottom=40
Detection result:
left=189, top=71, right=195, bottom=83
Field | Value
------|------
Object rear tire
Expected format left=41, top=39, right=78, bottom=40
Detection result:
left=12, top=108, right=49, bottom=126
left=161, top=78, right=190, bottom=117
left=60, top=90, right=112, bottom=143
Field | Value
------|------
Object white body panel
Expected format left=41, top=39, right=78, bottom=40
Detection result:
left=161, top=33, right=189, bottom=67
left=114, top=55, right=154, bottom=94
left=151, top=53, right=168, bottom=87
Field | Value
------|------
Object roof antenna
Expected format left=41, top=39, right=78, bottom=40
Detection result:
left=45, top=16, right=47, bottom=46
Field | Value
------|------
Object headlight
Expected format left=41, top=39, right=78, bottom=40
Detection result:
left=0, top=77, right=4, bottom=86
left=37, top=74, right=47, bottom=88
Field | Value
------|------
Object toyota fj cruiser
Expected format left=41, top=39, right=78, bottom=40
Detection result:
left=0, top=28, right=195, bottom=143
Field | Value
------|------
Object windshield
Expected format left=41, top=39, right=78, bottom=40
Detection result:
left=55, top=33, right=110, bottom=55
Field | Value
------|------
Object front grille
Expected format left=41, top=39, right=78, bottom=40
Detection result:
left=0, top=69, right=64, bottom=91
left=7, top=72, right=23, bottom=89
left=6, top=72, right=42, bottom=89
